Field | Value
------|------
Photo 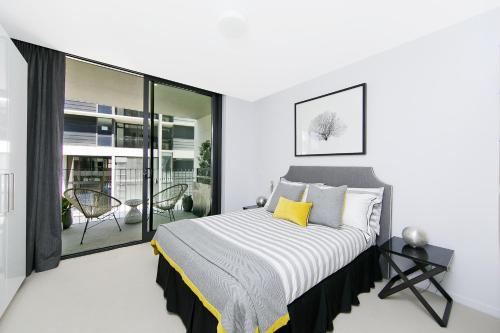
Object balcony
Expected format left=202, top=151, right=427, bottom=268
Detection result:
left=61, top=168, right=210, bottom=256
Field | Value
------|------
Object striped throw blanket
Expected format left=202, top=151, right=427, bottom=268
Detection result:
left=152, top=208, right=373, bottom=333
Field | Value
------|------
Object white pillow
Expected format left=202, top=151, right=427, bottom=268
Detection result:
left=342, top=192, right=378, bottom=238
left=347, top=187, right=384, bottom=235
left=265, top=179, right=323, bottom=207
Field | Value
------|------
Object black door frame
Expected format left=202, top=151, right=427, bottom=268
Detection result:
left=141, top=75, right=222, bottom=242
left=61, top=54, right=222, bottom=259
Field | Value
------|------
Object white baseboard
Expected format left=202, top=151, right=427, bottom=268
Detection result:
left=393, top=270, right=500, bottom=319
left=416, top=284, right=500, bottom=318
left=449, top=291, right=500, bottom=319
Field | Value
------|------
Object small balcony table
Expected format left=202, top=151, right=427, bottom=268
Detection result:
left=124, top=199, right=142, bottom=224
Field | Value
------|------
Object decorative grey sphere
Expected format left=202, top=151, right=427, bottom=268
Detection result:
left=402, top=226, right=428, bottom=248
left=256, top=196, right=267, bottom=207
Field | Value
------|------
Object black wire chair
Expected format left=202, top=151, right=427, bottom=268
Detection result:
left=64, top=188, right=122, bottom=245
left=152, top=184, right=188, bottom=222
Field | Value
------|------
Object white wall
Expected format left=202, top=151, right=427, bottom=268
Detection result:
left=223, top=9, right=500, bottom=317
left=222, top=96, right=260, bottom=212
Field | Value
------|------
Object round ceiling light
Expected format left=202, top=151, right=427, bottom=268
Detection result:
left=218, top=10, right=247, bottom=38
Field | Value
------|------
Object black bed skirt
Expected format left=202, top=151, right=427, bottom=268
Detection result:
left=156, top=246, right=382, bottom=333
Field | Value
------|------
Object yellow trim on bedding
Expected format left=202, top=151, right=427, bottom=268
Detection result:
left=151, top=240, right=226, bottom=332
left=151, top=240, right=290, bottom=333
left=265, top=313, right=290, bottom=333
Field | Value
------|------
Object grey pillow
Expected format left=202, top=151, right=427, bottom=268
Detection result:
left=266, top=182, right=306, bottom=212
left=306, top=185, right=347, bottom=228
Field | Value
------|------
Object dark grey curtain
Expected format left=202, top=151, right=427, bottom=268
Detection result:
left=13, top=40, right=65, bottom=275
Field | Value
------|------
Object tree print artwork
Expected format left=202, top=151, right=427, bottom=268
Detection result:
left=295, top=84, right=365, bottom=155
left=308, top=111, right=347, bottom=141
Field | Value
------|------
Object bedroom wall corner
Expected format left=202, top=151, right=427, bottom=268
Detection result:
left=251, top=8, right=500, bottom=318
left=221, top=96, right=260, bottom=212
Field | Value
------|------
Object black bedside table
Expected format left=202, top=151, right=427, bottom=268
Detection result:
left=242, top=205, right=259, bottom=210
left=378, top=236, right=454, bottom=327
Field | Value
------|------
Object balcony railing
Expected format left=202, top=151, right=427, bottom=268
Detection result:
left=196, top=168, right=211, bottom=184
left=62, top=168, right=196, bottom=224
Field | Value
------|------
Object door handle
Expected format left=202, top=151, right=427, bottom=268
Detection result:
left=9, top=173, right=14, bottom=211
left=1, top=173, right=9, bottom=213
left=143, top=168, right=151, bottom=179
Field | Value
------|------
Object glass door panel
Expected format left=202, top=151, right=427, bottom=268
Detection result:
left=62, top=57, right=145, bottom=256
left=143, top=79, right=214, bottom=235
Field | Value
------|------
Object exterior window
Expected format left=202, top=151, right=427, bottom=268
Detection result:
left=162, top=126, right=173, bottom=150
left=63, top=115, right=97, bottom=146
left=115, top=107, right=159, bottom=119
left=64, top=100, right=96, bottom=112
left=173, top=159, right=194, bottom=170
left=123, top=123, right=141, bottom=147
left=115, top=123, right=141, bottom=148
left=116, top=107, right=142, bottom=118
left=172, top=125, right=194, bottom=150
left=114, top=123, right=158, bottom=149
left=173, top=125, right=194, bottom=139
left=97, top=118, right=113, bottom=146
left=98, top=104, right=112, bottom=114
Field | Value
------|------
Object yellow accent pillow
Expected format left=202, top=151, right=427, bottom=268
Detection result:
left=273, top=196, right=313, bottom=227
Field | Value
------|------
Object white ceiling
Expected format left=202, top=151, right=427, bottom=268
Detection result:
left=1, top=1, right=499, bottom=101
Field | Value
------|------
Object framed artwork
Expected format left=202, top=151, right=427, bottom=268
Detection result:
left=294, top=83, right=366, bottom=156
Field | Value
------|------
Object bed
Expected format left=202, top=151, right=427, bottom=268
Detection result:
left=151, top=166, right=392, bottom=333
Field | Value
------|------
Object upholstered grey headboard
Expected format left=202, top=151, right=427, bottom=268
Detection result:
left=282, top=165, right=392, bottom=277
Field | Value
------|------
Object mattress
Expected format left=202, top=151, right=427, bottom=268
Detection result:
left=181, top=207, right=375, bottom=304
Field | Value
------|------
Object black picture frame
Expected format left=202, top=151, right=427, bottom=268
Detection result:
left=294, top=83, right=366, bottom=157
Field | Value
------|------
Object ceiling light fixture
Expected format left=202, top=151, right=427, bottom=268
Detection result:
left=218, top=10, right=247, bottom=39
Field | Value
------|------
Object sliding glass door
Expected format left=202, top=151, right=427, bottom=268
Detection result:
left=62, top=57, right=145, bottom=256
left=61, top=56, right=221, bottom=257
left=142, top=77, right=222, bottom=240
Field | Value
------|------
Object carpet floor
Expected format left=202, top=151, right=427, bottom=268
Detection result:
left=0, top=244, right=498, bottom=333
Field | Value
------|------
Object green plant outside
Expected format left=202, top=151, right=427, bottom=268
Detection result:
left=61, top=196, right=72, bottom=216
left=198, top=140, right=211, bottom=169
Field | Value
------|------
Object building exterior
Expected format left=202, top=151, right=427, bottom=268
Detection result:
left=62, top=99, right=199, bottom=219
